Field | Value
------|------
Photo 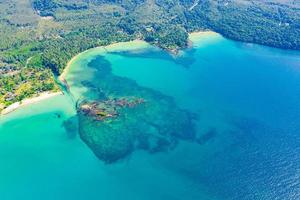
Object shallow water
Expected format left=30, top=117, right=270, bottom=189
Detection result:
left=1, top=34, right=300, bottom=200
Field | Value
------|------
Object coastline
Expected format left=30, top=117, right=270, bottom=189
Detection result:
left=59, top=39, right=148, bottom=81
left=188, top=31, right=220, bottom=44
left=59, top=53, right=82, bottom=82
left=189, top=31, right=219, bottom=39
left=1, top=92, right=63, bottom=115
left=59, top=31, right=218, bottom=80
left=1, top=31, right=216, bottom=116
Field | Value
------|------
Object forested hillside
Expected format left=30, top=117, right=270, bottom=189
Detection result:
left=0, top=0, right=299, bottom=110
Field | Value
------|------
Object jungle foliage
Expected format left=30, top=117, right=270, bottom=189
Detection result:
left=0, top=0, right=299, bottom=108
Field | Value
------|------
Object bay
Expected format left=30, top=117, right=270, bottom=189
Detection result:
left=1, top=33, right=300, bottom=200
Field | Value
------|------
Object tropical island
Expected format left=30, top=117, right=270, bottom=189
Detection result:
left=0, top=0, right=299, bottom=113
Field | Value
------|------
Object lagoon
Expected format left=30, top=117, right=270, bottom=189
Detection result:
left=1, top=33, right=300, bottom=200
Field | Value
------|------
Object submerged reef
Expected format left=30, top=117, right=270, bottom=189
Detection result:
left=74, top=55, right=197, bottom=163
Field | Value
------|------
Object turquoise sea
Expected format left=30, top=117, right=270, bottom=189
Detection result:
left=1, top=33, right=300, bottom=200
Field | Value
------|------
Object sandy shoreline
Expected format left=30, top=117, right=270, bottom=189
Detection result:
left=189, top=31, right=220, bottom=43
left=189, top=31, right=219, bottom=38
left=59, top=53, right=81, bottom=82
left=1, top=92, right=63, bottom=115
left=59, top=31, right=217, bottom=80
left=59, top=39, right=148, bottom=81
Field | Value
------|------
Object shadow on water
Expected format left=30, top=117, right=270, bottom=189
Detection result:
left=108, top=47, right=197, bottom=68
left=62, top=116, right=79, bottom=139
left=196, top=128, right=217, bottom=145
left=228, top=116, right=271, bottom=144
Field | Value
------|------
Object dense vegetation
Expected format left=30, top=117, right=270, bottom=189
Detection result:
left=0, top=0, right=299, bottom=110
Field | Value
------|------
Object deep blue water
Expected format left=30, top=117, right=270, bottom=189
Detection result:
left=0, top=34, right=300, bottom=200
left=106, top=36, right=300, bottom=199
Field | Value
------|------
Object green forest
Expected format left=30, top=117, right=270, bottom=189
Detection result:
left=0, top=0, right=299, bottom=110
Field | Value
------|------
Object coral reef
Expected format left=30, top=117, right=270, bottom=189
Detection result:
left=74, top=55, right=197, bottom=163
